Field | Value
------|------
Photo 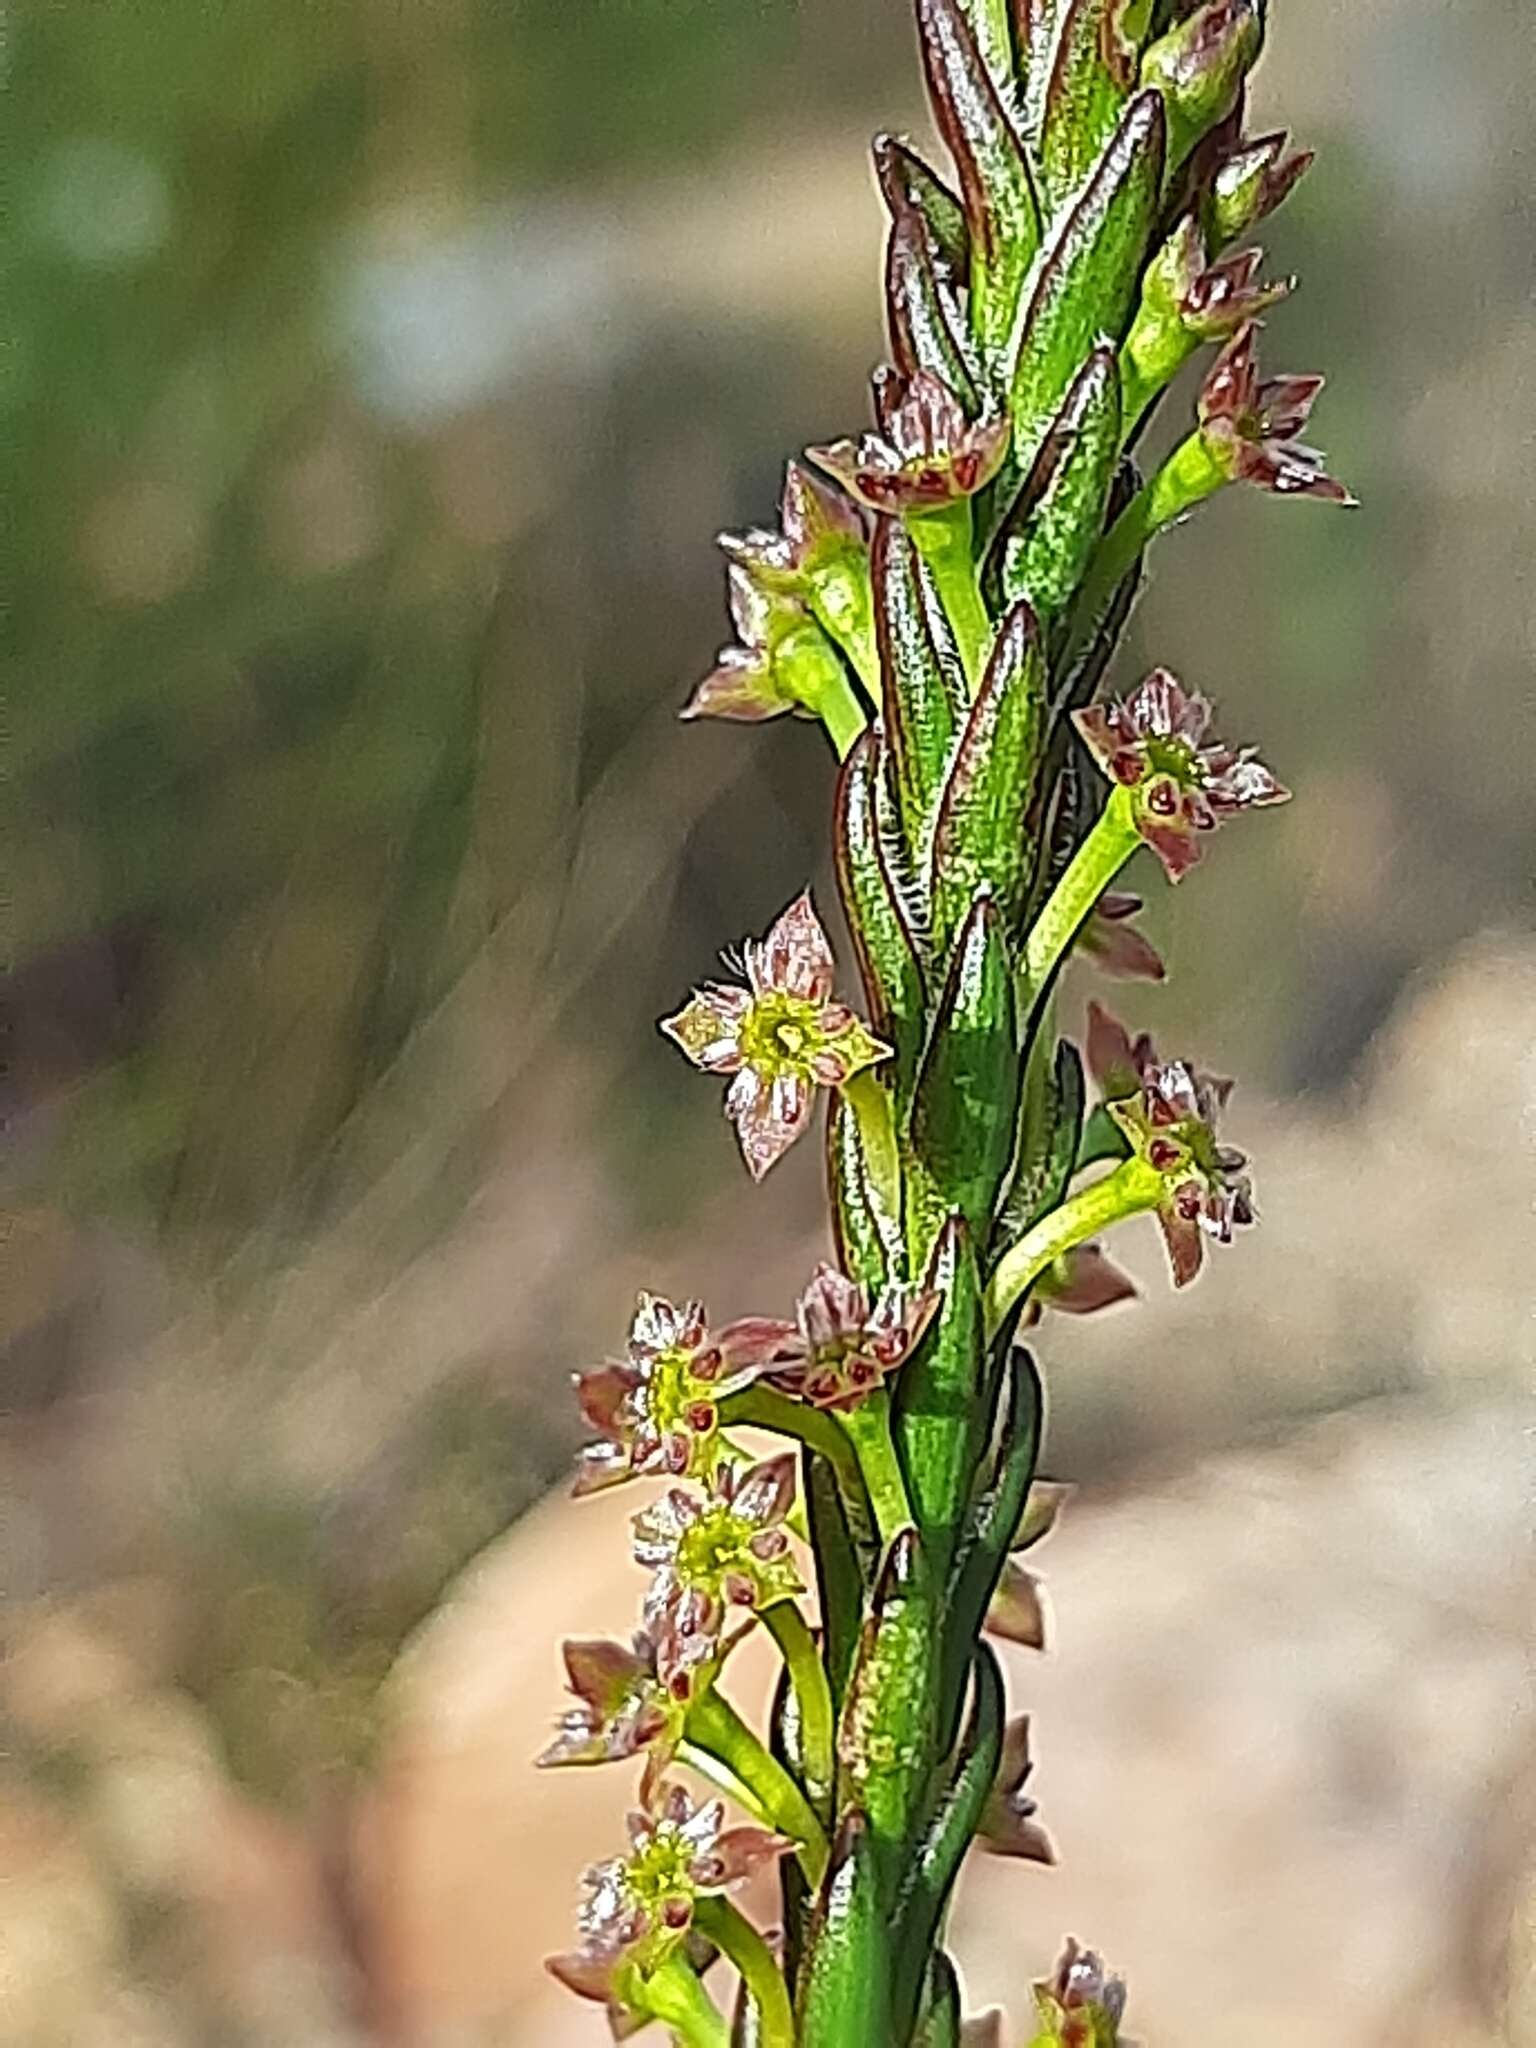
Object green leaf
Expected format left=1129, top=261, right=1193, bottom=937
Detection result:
left=1016, top=0, right=1071, bottom=143
left=910, top=1952, right=965, bottom=2048
left=929, top=601, right=1048, bottom=949
left=828, top=1093, right=903, bottom=1289
left=947, top=1346, right=1043, bottom=1696
left=1038, top=0, right=1152, bottom=207
left=991, top=348, right=1122, bottom=622
left=804, top=1450, right=867, bottom=1702
left=797, top=1811, right=893, bottom=2047
left=1006, top=89, right=1165, bottom=480
left=910, top=893, right=1021, bottom=1242
left=895, top=1645, right=1005, bottom=2026
left=893, top=1214, right=986, bottom=1575
left=873, top=132, right=970, bottom=284
left=838, top=1532, right=940, bottom=1861
left=1001, top=1036, right=1085, bottom=1240
left=874, top=517, right=968, bottom=873
left=884, top=202, right=982, bottom=411
left=915, top=0, right=1042, bottom=357
left=836, top=729, right=928, bottom=1100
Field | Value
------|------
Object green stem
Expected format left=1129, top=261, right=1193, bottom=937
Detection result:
left=721, top=1384, right=866, bottom=1512
left=839, top=1390, right=914, bottom=1549
left=1063, top=428, right=1229, bottom=663
left=810, top=555, right=881, bottom=704
left=1019, top=784, right=1141, bottom=1006
left=985, top=1156, right=1163, bottom=1336
left=684, top=1690, right=829, bottom=1884
left=761, top=1601, right=835, bottom=1817
left=693, top=1898, right=796, bottom=2048
left=909, top=502, right=992, bottom=691
left=635, top=1950, right=730, bottom=2047
left=794, top=629, right=869, bottom=761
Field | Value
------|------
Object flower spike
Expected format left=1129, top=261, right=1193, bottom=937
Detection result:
left=1197, top=322, right=1352, bottom=502
left=1073, top=668, right=1289, bottom=882
left=660, top=890, right=891, bottom=1179
left=807, top=369, right=1010, bottom=514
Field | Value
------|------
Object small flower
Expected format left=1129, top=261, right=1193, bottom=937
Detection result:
left=681, top=564, right=814, bottom=724
left=807, top=368, right=1010, bottom=514
left=1093, top=1017, right=1255, bottom=1288
left=1183, top=242, right=1292, bottom=336
left=1030, top=1937, right=1131, bottom=2046
left=1210, top=129, right=1313, bottom=243
left=1073, top=668, right=1289, bottom=882
left=1079, top=892, right=1165, bottom=982
left=634, top=1455, right=803, bottom=1684
left=537, top=1627, right=691, bottom=1805
left=762, top=1262, right=941, bottom=1411
left=1197, top=322, right=1351, bottom=501
left=573, top=1292, right=785, bottom=1494
left=661, top=891, right=892, bottom=1179
left=547, top=1785, right=790, bottom=2011
left=716, top=459, right=866, bottom=598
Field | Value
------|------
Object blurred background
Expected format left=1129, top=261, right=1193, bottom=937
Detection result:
left=5, top=1, right=1534, bottom=2042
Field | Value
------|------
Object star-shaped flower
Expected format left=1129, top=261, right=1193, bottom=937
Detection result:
left=1197, top=322, right=1350, bottom=501
left=661, top=891, right=892, bottom=1179
left=753, top=1262, right=941, bottom=1412
left=547, top=1786, right=790, bottom=2012
left=633, top=1455, right=803, bottom=1688
left=1073, top=668, right=1289, bottom=882
left=1030, top=1937, right=1132, bottom=2047
left=807, top=368, right=1010, bottom=514
left=573, top=1292, right=785, bottom=1495
left=716, top=459, right=866, bottom=598
left=537, top=1627, right=692, bottom=1806
left=1092, top=1019, right=1255, bottom=1289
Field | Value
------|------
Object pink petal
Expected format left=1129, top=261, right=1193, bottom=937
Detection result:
left=733, top=1451, right=797, bottom=1527
left=545, top=1949, right=615, bottom=2003
left=755, top=890, right=836, bottom=1001
left=1047, top=1243, right=1139, bottom=1316
left=1157, top=1204, right=1206, bottom=1287
left=680, top=646, right=791, bottom=724
left=731, top=1069, right=811, bottom=1179
left=562, top=1637, right=646, bottom=1711
left=576, top=1363, right=637, bottom=1439
left=695, top=1825, right=795, bottom=1888
left=716, top=1315, right=801, bottom=1374
left=660, top=993, right=746, bottom=1072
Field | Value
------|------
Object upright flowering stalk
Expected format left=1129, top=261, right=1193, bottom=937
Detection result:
left=543, top=3, right=1346, bottom=2039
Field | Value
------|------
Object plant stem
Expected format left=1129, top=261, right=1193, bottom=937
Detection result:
left=635, top=1951, right=730, bottom=2047
left=1019, top=784, right=1141, bottom=1006
left=694, top=1897, right=797, bottom=2048
left=685, top=1690, right=829, bottom=1884
left=1064, top=429, right=1229, bottom=663
left=761, top=1600, right=835, bottom=1815
left=909, top=503, right=992, bottom=691
left=985, top=1156, right=1163, bottom=1335
left=811, top=556, right=882, bottom=704
left=721, top=1384, right=867, bottom=1511
left=796, top=629, right=870, bottom=760
left=839, top=1390, right=914, bottom=1548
